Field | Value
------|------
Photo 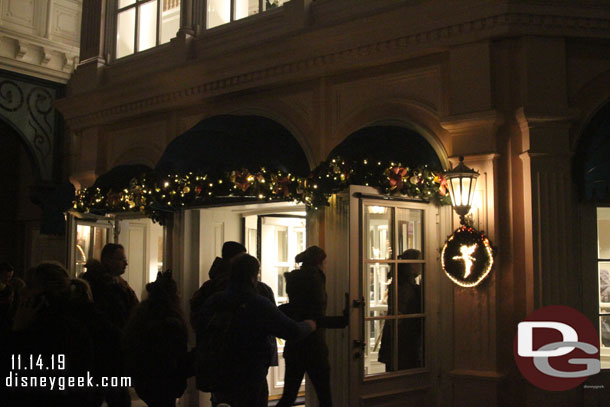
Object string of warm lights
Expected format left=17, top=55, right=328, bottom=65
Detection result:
left=74, top=156, right=451, bottom=221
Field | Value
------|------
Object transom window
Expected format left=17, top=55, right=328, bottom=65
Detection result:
left=116, top=0, right=181, bottom=59
left=207, top=0, right=289, bottom=29
left=363, top=203, right=425, bottom=376
left=597, top=207, right=610, bottom=369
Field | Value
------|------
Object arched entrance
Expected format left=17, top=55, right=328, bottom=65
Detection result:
left=320, top=124, right=448, bottom=407
left=0, top=71, right=68, bottom=275
left=0, top=119, right=41, bottom=274
left=161, top=114, right=311, bottom=407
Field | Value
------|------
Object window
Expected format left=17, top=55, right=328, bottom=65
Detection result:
left=597, top=207, right=610, bottom=369
left=74, top=221, right=112, bottom=277
left=116, top=0, right=181, bottom=59
left=363, top=204, right=425, bottom=376
left=207, top=0, right=289, bottom=29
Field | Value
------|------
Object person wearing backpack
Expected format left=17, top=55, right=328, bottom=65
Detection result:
left=196, top=253, right=316, bottom=407
left=190, top=241, right=279, bottom=405
left=123, top=271, right=191, bottom=407
left=276, top=246, right=348, bottom=407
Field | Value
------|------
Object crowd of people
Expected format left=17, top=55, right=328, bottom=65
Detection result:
left=0, top=241, right=347, bottom=407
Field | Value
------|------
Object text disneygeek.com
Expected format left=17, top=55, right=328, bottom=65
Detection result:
left=5, top=372, right=131, bottom=390
left=6, top=354, right=131, bottom=391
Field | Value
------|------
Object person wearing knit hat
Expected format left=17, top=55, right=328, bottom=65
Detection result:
left=294, top=245, right=327, bottom=266
left=190, top=241, right=279, bottom=406
left=277, top=246, right=340, bottom=407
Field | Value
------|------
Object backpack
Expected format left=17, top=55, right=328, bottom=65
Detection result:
left=195, top=299, right=245, bottom=393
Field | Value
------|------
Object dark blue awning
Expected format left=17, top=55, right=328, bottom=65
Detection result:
left=92, top=164, right=152, bottom=192
left=327, top=126, right=442, bottom=170
left=156, top=115, right=310, bottom=176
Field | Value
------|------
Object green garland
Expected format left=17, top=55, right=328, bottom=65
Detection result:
left=74, top=156, right=451, bottom=222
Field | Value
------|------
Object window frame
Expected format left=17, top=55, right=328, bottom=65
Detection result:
left=597, top=205, right=610, bottom=369
left=205, top=0, right=285, bottom=29
left=115, top=0, right=164, bottom=59
left=360, top=199, right=427, bottom=377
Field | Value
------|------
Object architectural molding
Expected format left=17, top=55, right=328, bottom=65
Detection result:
left=0, top=0, right=81, bottom=84
left=441, top=110, right=504, bottom=137
left=60, top=10, right=610, bottom=129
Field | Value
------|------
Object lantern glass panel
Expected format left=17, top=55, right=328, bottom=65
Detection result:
left=449, top=177, right=463, bottom=207
left=467, top=176, right=478, bottom=209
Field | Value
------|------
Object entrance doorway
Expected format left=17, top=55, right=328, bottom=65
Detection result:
left=245, top=214, right=307, bottom=399
left=194, top=202, right=307, bottom=402
left=68, top=213, right=166, bottom=301
left=343, top=186, right=443, bottom=406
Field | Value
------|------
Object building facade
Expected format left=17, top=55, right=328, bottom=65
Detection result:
left=0, top=0, right=81, bottom=272
left=56, top=1, right=610, bottom=406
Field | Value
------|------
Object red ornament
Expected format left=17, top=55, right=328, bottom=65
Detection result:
left=387, top=166, right=407, bottom=190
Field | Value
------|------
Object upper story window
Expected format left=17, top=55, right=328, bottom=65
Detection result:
left=207, top=0, right=289, bottom=29
left=116, top=0, right=181, bottom=59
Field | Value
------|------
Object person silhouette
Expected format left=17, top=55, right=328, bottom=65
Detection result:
left=378, top=249, right=423, bottom=371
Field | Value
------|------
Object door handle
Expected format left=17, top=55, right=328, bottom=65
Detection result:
left=353, top=339, right=366, bottom=350
left=352, top=297, right=365, bottom=308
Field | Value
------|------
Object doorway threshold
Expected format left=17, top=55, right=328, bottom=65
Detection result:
left=268, top=395, right=305, bottom=406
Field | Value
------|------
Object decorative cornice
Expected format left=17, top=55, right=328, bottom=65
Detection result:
left=63, top=11, right=610, bottom=129
left=0, top=30, right=79, bottom=84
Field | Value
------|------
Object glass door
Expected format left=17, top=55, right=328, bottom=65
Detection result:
left=597, top=207, right=610, bottom=369
left=244, top=214, right=307, bottom=399
left=363, top=204, right=425, bottom=375
left=348, top=187, right=439, bottom=406
left=68, top=215, right=113, bottom=277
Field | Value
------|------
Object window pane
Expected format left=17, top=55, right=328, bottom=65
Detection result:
left=276, top=227, right=288, bottom=262
left=277, top=266, right=289, bottom=299
left=396, top=317, right=424, bottom=369
left=119, top=0, right=136, bottom=9
left=295, top=229, right=305, bottom=254
left=92, top=227, right=108, bottom=260
left=366, top=318, right=390, bottom=376
left=263, top=0, right=289, bottom=11
left=397, top=208, right=423, bottom=255
left=366, top=264, right=392, bottom=317
left=601, top=316, right=610, bottom=369
left=235, top=0, right=259, bottom=20
left=397, top=262, right=423, bottom=315
left=160, top=0, right=180, bottom=44
left=75, top=225, right=92, bottom=276
left=598, top=208, right=610, bottom=259
left=365, top=206, right=392, bottom=260
left=600, top=263, right=610, bottom=312
left=117, top=8, right=136, bottom=58
left=138, top=0, right=158, bottom=52
left=207, top=0, right=230, bottom=28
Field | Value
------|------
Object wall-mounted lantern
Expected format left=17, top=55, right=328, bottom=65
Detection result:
left=444, top=156, right=479, bottom=225
left=441, top=156, right=494, bottom=287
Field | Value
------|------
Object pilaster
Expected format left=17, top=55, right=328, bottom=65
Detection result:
left=518, top=118, right=580, bottom=310
left=70, top=0, right=108, bottom=91
left=447, top=154, right=504, bottom=407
